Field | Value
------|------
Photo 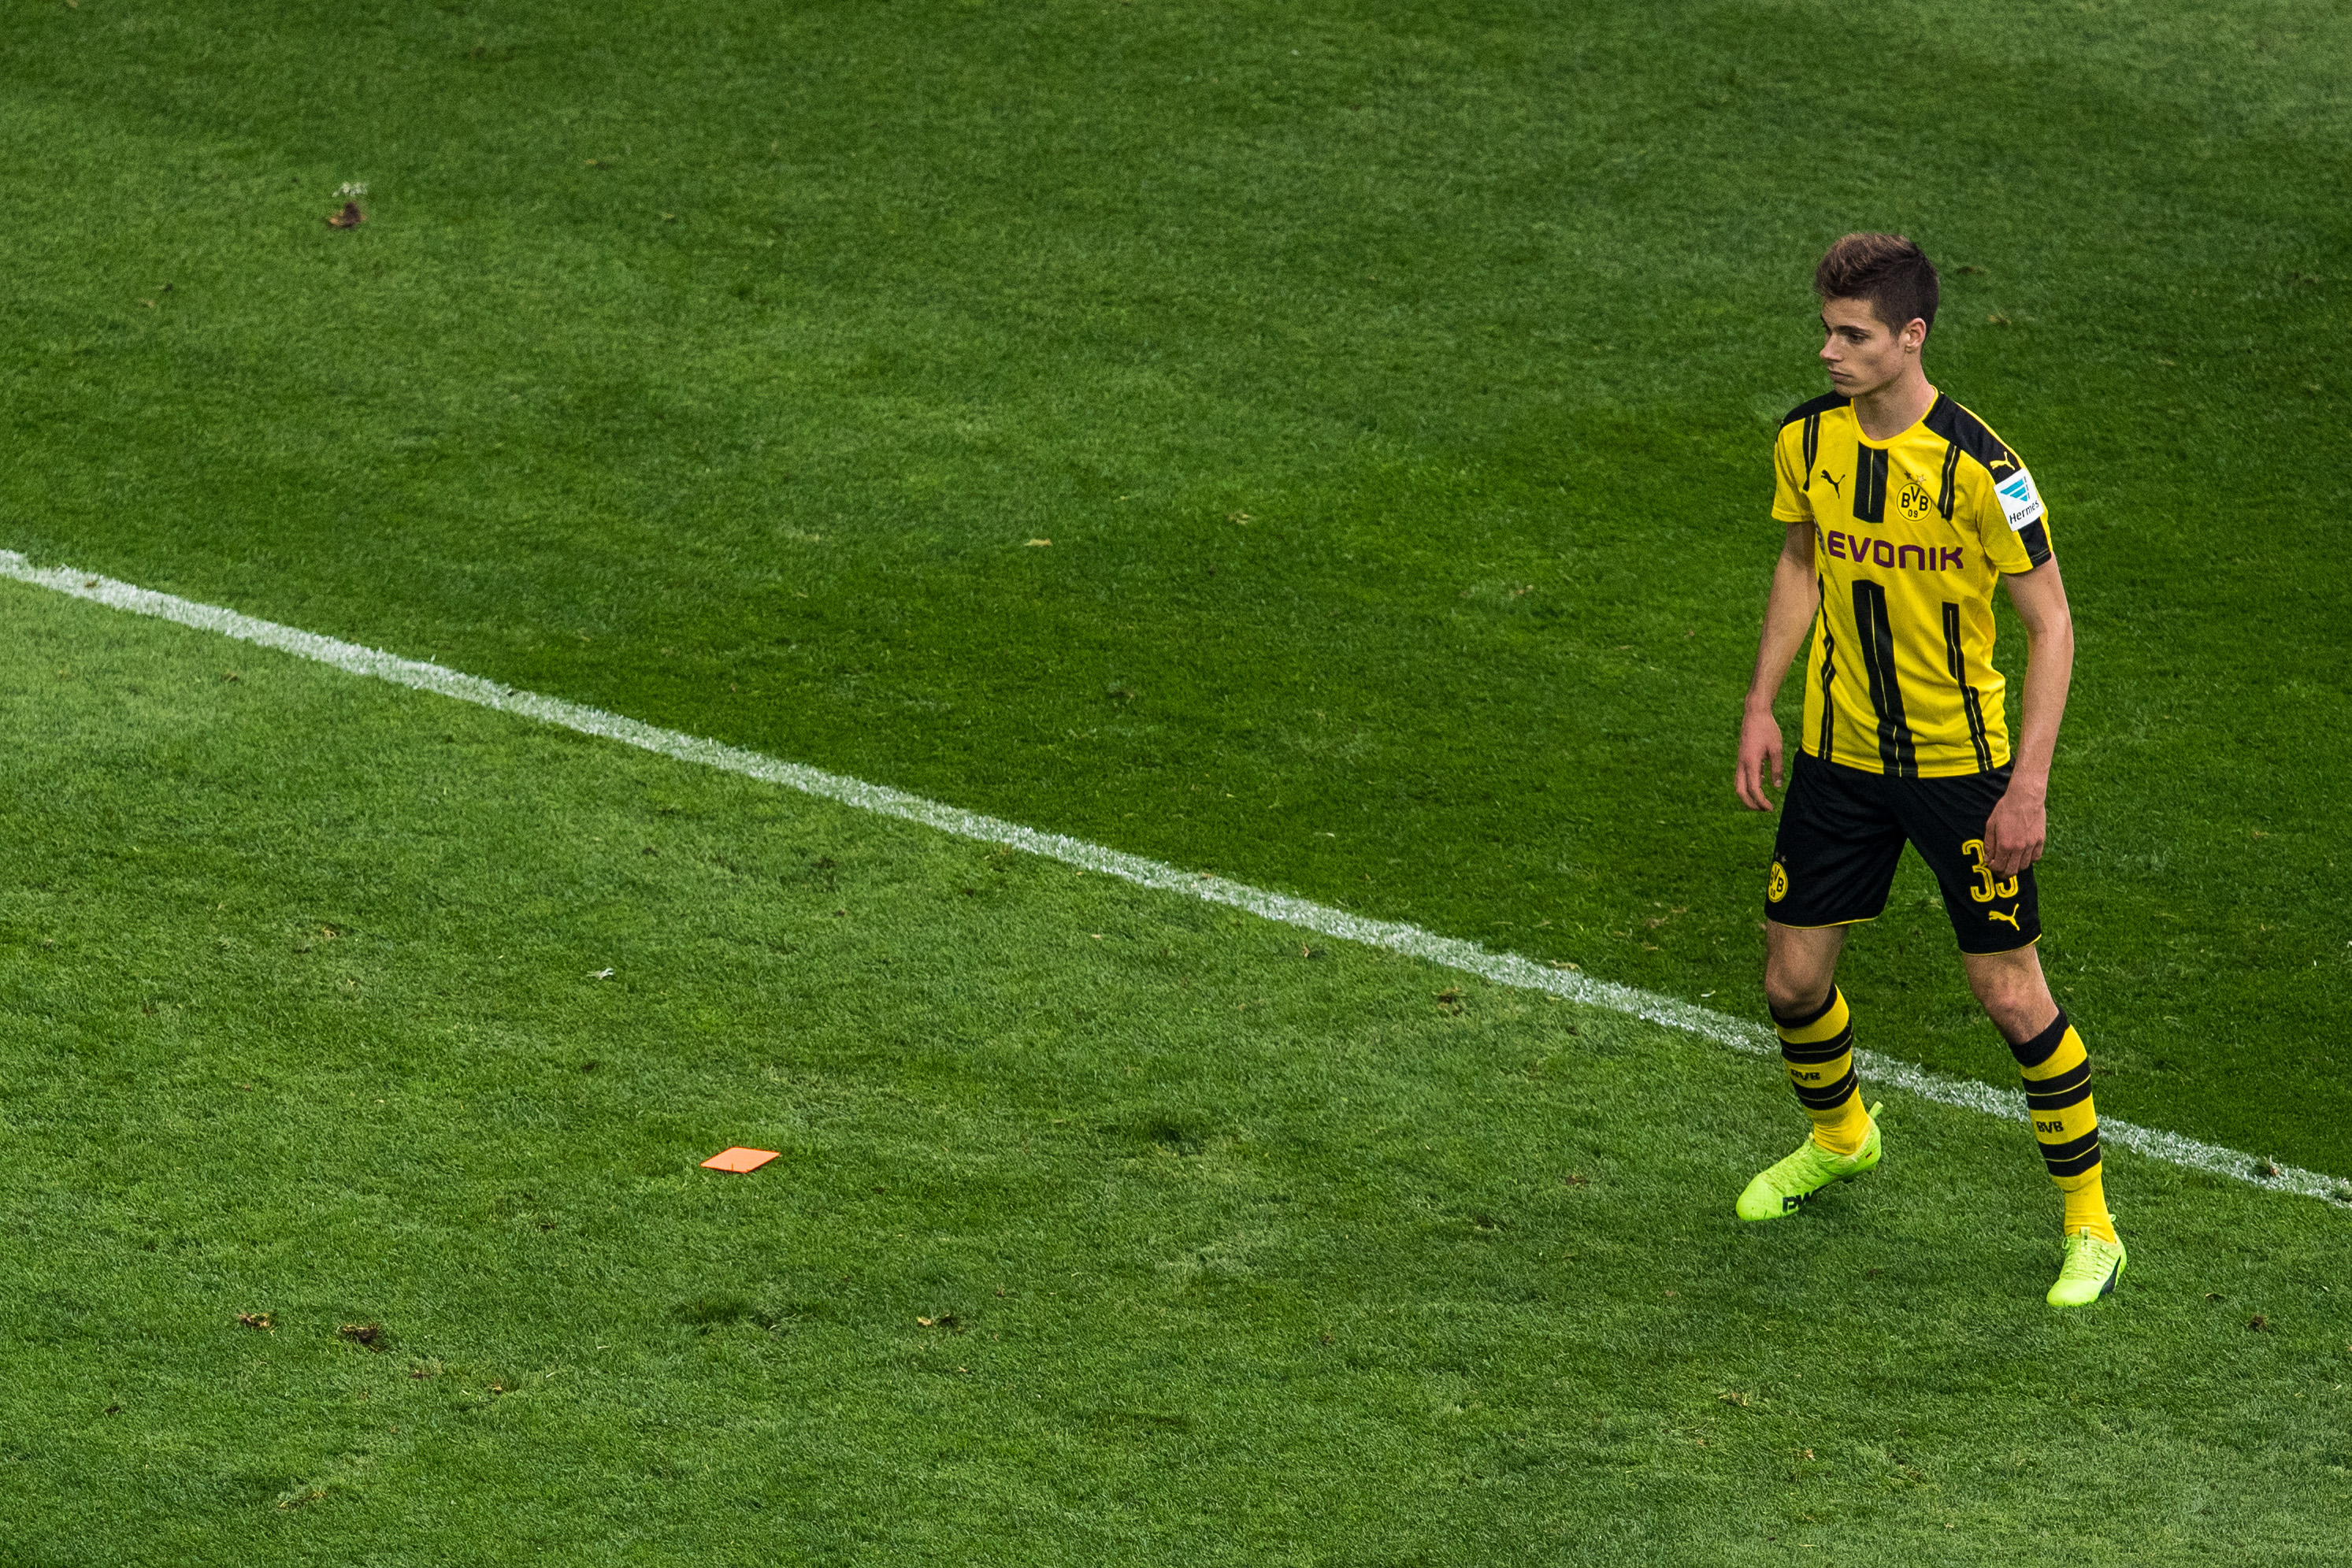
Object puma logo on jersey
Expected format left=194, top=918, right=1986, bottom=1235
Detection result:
left=1819, top=469, right=1845, bottom=497
left=1987, top=905, right=2023, bottom=930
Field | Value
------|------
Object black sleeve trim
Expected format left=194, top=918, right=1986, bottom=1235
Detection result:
left=2017, top=518, right=2053, bottom=566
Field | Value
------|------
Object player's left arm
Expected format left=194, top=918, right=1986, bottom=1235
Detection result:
left=1986, top=559, right=2075, bottom=877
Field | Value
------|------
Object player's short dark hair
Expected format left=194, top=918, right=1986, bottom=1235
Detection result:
left=1815, top=232, right=1938, bottom=338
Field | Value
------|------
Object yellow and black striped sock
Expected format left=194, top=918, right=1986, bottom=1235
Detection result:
left=1771, top=987, right=1871, bottom=1156
left=2009, top=1010, right=2116, bottom=1243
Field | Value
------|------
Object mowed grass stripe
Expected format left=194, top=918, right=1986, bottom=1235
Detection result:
left=2, top=563, right=2349, bottom=1563
left=5, top=549, right=2339, bottom=1210
left=7, top=0, right=2346, bottom=1177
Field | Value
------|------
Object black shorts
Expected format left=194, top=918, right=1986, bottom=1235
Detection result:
left=1766, top=751, right=2042, bottom=954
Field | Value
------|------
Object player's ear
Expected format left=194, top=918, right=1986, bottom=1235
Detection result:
left=1903, top=317, right=1928, bottom=354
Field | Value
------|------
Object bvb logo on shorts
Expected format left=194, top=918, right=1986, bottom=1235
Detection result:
left=1897, top=476, right=1935, bottom=522
left=1767, top=861, right=1789, bottom=903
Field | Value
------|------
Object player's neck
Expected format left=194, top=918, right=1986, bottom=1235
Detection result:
left=1851, top=368, right=1936, bottom=442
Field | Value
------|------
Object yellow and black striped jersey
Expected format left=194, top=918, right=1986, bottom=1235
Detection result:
left=1771, top=390, right=2053, bottom=777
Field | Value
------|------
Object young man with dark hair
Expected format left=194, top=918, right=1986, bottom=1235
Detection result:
left=1731, top=232, right=2126, bottom=1307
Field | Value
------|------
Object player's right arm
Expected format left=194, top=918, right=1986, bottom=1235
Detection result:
left=1735, top=521, right=1820, bottom=810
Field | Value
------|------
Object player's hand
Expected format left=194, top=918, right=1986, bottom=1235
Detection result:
left=1983, top=784, right=2047, bottom=877
left=1734, top=704, right=1784, bottom=811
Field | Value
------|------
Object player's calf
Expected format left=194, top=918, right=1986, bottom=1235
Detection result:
left=2007, top=1008, right=2126, bottom=1304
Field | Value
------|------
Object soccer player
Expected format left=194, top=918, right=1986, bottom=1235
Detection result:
left=1731, top=233, right=2125, bottom=1307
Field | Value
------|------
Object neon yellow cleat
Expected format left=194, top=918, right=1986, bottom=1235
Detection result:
left=1735, top=1103, right=1883, bottom=1221
left=2046, top=1227, right=2128, bottom=1308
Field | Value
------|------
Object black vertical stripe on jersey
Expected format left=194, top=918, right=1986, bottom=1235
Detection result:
left=1936, top=443, right=1963, bottom=520
left=1942, top=602, right=1994, bottom=771
left=1816, top=625, right=1838, bottom=758
left=1924, top=397, right=2046, bottom=562
left=1853, top=443, right=1889, bottom=523
left=1782, top=392, right=1849, bottom=494
left=1853, top=580, right=1915, bottom=776
left=1960, top=688, right=1994, bottom=772
left=1923, top=395, right=2013, bottom=476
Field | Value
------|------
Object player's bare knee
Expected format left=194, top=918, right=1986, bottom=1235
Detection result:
left=1763, top=966, right=1834, bottom=1021
left=1973, top=976, right=2050, bottom=1043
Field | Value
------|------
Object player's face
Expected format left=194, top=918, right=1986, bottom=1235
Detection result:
left=1818, top=297, right=1921, bottom=398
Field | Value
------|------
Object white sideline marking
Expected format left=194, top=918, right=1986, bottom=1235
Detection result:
left=3, top=548, right=2342, bottom=1208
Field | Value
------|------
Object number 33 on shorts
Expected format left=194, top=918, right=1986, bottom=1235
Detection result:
left=1960, top=838, right=2019, bottom=903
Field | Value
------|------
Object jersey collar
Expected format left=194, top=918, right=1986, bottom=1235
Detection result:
left=1853, top=388, right=1943, bottom=448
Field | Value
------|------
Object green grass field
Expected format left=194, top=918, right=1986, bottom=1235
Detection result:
left=6, top=567, right=2350, bottom=1563
left=2, top=0, right=2349, bottom=1557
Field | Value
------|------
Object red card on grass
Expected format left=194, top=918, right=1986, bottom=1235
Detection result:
left=701, top=1147, right=781, bottom=1173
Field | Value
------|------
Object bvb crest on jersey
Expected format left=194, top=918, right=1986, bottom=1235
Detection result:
left=1896, top=474, right=1935, bottom=521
